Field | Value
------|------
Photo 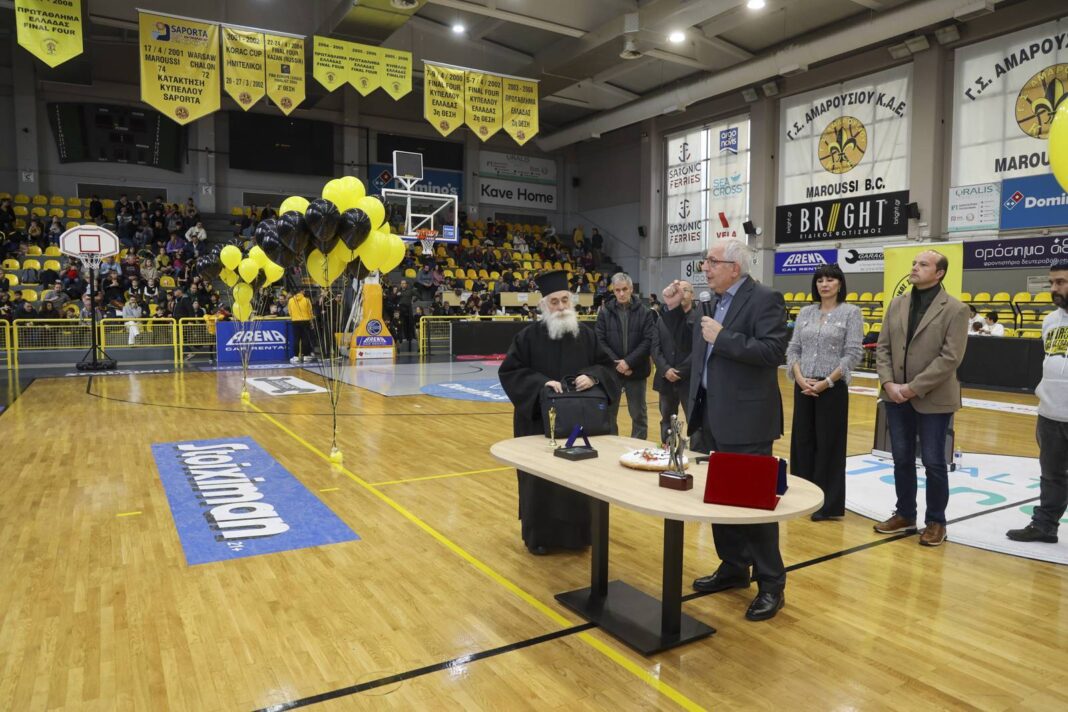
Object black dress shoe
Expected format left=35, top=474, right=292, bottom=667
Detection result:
left=526, top=544, right=549, bottom=555
left=692, top=569, right=751, bottom=593
left=1006, top=524, right=1058, bottom=543
left=745, top=591, right=785, bottom=621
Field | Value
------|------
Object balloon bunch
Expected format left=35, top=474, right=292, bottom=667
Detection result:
left=217, top=242, right=285, bottom=321
left=1051, top=102, right=1068, bottom=194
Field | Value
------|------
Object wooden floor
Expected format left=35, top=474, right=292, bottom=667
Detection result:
left=0, top=367, right=1065, bottom=711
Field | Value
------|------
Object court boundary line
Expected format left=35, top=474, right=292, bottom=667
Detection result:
left=246, top=400, right=707, bottom=712
left=373, top=466, right=512, bottom=486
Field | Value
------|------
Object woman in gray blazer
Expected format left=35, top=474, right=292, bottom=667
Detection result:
left=785, top=263, right=863, bottom=520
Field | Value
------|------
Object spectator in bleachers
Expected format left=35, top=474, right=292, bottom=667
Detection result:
left=172, top=287, right=194, bottom=321
left=968, top=304, right=983, bottom=330
left=116, top=194, right=131, bottom=214
left=63, top=267, right=86, bottom=299
left=97, top=256, right=121, bottom=283
left=42, top=281, right=68, bottom=308
left=155, top=246, right=172, bottom=274
left=982, top=311, right=1005, bottom=336
left=970, top=321, right=984, bottom=335
left=0, top=296, right=12, bottom=323
left=88, top=195, right=104, bottom=221
left=0, top=198, right=14, bottom=232
left=27, top=217, right=44, bottom=246
left=139, top=257, right=159, bottom=284
left=38, top=300, right=59, bottom=320
left=15, top=298, right=37, bottom=319
left=185, top=220, right=206, bottom=244
left=132, top=194, right=147, bottom=215
left=122, top=298, right=143, bottom=344
left=120, top=252, right=140, bottom=282
left=414, top=263, right=435, bottom=301
left=102, top=273, right=125, bottom=305
left=591, top=228, right=604, bottom=264
left=46, top=216, right=62, bottom=246
left=260, top=204, right=276, bottom=221
left=116, top=207, right=135, bottom=246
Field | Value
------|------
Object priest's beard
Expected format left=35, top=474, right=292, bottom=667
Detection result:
left=543, top=307, right=580, bottom=340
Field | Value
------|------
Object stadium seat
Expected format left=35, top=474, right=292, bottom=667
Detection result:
left=67, top=209, right=82, bottom=219
left=478, top=269, right=490, bottom=279
left=845, top=292, right=858, bottom=302
left=443, top=269, right=454, bottom=278
left=22, top=288, right=38, bottom=301
left=66, top=197, right=81, bottom=207
left=30, top=207, right=46, bottom=217
left=31, top=194, right=47, bottom=205
left=859, top=291, right=874, bottom=302
left=65, top=221, right=79, bottom=230
left=404, top=268, right=417, bottom=278
left=464, top=279, right=474, bottom=290
left=992, top=291, right=1011, bottom=302
left=873, top=292, right=885, bottom=302
left=1012, top=291, right=1031, bottom=303
left=13, top=193, right=29, bottom=204
left=26, top=246, right=41, bottom=256
left=871, top=322, right=882, bottom=333
left=453, top=268, right=466, bottom=279
left=22, top=258, right=41, bottom=270
left=958, top=292, right=972, bottom=302
left=490, top=271, right=500, bottom=280
left=14, top=219, right=25, bottom=229
left=1034, top=292, right=1052, bottom=303
left=160, top=276, right=176, bottom=289
left=43, top=259, right=61, bottom=271
left=3, top=258, right=19, bottom=270
left=149, top=303, right=159, bottom=316
left=102, top=199, right=115, bottom=209
left=44, top=245, right=61, bottom=257
left=48, top=207, right=64, bottom=218
left=13, top=205, right=28, bottom=217
left=49, top=196, right=64, bottom=206
left=973, top=291, right=992, bottom=302
left=0, top=192, right=10, bottom=200
left=231, top=207, right=245, bottom=216
left=2, top=274, right=17, bottom=287
left=1020, top=329, right=1041, bottom=339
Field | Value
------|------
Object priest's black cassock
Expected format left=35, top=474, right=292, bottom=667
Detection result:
left=498, top=321, right=618, bottom=550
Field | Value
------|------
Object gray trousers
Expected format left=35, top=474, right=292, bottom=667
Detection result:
left=608, top=377, right=648, bottom=440
left=656, top=379, right=689, bottom=445
left=1033, top=415, right=1068, bottom=534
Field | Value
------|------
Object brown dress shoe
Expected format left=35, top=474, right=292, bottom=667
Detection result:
left=873, top=513, right=917, bottom=534
left=919, top=523, right=947, bottom=547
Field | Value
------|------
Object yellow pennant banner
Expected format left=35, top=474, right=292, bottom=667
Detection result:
left=138, top=12, right=220, bottom=125
left=313, top=35, right=348, bottom=92
left=379, top=48, right=412, bottom=100
left=503, top=78, right=539, bottom=145
left=348, top=43, right=381, bottom=96
left=464, top=71, right=503, bottom=141
left=424, top=63, right=465, bottom=137
left=222, top=27, right=265, bottom=111
left=265, top=34, right=305, bottom=115
left=15, top=0, right=82, bottom=68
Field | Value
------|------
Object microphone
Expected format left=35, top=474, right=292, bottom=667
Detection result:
left=698, top=290, right=713, bottom=317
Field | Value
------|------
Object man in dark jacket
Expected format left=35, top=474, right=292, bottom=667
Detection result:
left=652, top=279, right=696, bottom=445
left=595, top=272, right=658, bottom=440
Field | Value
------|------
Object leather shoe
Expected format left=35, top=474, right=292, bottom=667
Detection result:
left=745, top=591, right=785, bottom=621
left=874, top=513, right=917, bottom=534
left=1006, top=524, right=1058, bottom=543
left=919, top=522, right=947, bottom=547
left=692, top=569, right=751, bottom=593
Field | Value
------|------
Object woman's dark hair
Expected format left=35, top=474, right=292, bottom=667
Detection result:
left=810, top=263, right=847, bottom=303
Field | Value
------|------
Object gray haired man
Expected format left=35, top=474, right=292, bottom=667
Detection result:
left=595, top=272, right=658, bottom=440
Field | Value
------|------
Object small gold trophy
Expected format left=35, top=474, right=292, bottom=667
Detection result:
left=548, top=405, right=558, bottom=449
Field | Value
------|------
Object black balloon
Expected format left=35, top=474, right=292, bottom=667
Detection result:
left=277, top=211, right=309, bottom=256
left=337, top=208, right=372, bottom=251
left=345, top=259, right=370, bottom=281
left=254, top=218, right=278, bottom=245
left=196, top=256, right=222, bottom=281
left=304, top=198, right=341, bottom=245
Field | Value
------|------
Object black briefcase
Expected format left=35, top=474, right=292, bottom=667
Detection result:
left=541, top=381, right=611, bottom=438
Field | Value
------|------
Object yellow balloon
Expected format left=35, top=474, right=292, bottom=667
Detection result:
left=329, top=239, right=353, bottom=264
left=322, top=177, right=365, bottom=213
left=379, top=234, right=406, bottom=274
left=238, top=257, right=260, bottom=284
left=220, top=267, right=238, bottom=287
left=232, top=282, right=253, bottom=305
left=248, top=245, right=269, bottom=268
left=232, top=301, right=253, bottom=322
left=355, top=230, right=387, bottom=271
left=1050, top=102, right=1068, bottom=194
left=220, top=244, right=242, bottom=271
left=306, top=248, right=344, bottom=287
left=279, top=195, right=309, bottom=216
left=263, top=260, right=285, bottom=285
left=355, top=196, right=386, bottom=230
left=339, top=175, right=366, bottom=203
left=328, top=246, right=350, bottom=279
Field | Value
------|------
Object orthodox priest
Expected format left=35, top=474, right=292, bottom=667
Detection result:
left=499, top=270, right=619, bottom=555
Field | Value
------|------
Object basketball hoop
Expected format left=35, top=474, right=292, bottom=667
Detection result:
left=58, top=225, right=121, bottom=371
left=416, top=228, right=438, bottom=256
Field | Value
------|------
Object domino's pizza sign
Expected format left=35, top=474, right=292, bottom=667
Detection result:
left=999, top=173, right=1068, bottom=231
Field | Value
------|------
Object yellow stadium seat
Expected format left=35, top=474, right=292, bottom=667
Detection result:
left=845, top=292, right=858, bottom=302
left=30, top=207, right=46, bottom=217
left=66, top=197, right=81, bottom=207
left=1033, top=292, right=1053, bottom=303
left=873, top=292, right=885, bottom=302
left=1020, top=329, right=1041, bottom=338
left=1012, top=291, right=1031, bottom=303
left=478, top=269, right=490, bottom=279
left=25, top=245, right=41, bottom=254
left=490, top=271, right=500, bottom=280
left=453, top=268, right=466, bottom=279
left=862, top=322, right=870, bottom=335
left=22, top=258, right=41, bottom=270
left=487, top=281, right=496, bottom=291
left=22, top=288, right=38, bottom=301
left=13, top=193, right=29, bottom=204
left=65, top=221, right=79, bottom=229
left=160, top=276, right=176, bottom=289
left=2, top=273, right=18, bottom=287
left=231, top=206, right=245, bottom=216
left=0, top=192, right=10, bottom=200
left=859, top=291, right=874, bottom=302
left=958, top=292, right=972, bottom=302
left=43, top=259, right=61, bottom=271
left=973, top=291, right=992, bottom=302
left=404, top=268, right=417, bottom=278
left=13, top=205, right=28, bottom=217
left=513, top=271, right=523, bottom=280
left=102, top=199, right=115, bottom=209
left=49, top=196, right=65, bottom=206
left=67, top=209, right=82, bottom=219
left=31, top=194, right=47, bottom=205
left=44, top=245, right=61, bottom=256
left=149, top=303, right=159, bottom=316
left=992, top=291, right=1011, bottom=302
left=48, top=207, right=64, bottom=218
left=14, top=219, right=26, bottom=230
left=871, top=322, right=882, bottom=333
left=4, top=258, right=21, bottom=269
left=464, top=279, right=474, bottom=290
left=443, top=269, right=454, bottom=278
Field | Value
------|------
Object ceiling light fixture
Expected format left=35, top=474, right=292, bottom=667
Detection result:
left=452, top=23, right=465, bottom=34
left=747, top=0, right=766, bottom=10
left=668, top=30, right=685, bottom=44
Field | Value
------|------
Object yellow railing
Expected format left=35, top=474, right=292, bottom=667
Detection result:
left=99, top=318, right=179, bottom=358
left=417, top=314, right=525, bottom=355
left=12, top=319, right=95, bottom=365
left=178, top=317, right=218, bottom=363
left=0, top=321, right=9, bottom=370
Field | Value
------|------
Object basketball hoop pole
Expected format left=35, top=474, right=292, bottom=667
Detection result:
left=77, top=262, right=117, bottom=371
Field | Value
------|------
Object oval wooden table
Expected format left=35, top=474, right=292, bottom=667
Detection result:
left=491, top=435, right=824, bottom=655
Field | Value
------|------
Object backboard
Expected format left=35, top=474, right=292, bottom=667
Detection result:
left=60, top=225, right=120, bottom=269
left=380, top=189, right=458, bottom=246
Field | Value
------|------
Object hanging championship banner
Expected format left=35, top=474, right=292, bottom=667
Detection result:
left=502, top=78, right=539, bottom=145
left=424, top=63, right=465, bottom=137
left=222, top=27, right=265, bottom=111
left=138, top=12, right=220, bottom=125
left=312, top=35, right=349, bottom=92
left=15, top=0, right=83, bottom=68
left=379, top=48, right=412, bottom=100
left=464, top=71, right=503, bottom=140
left=265, top=34, right=305, bottom=115
left=348, top=43, right=382, bottom=96
left=951, top=17, right=1068, bottom=187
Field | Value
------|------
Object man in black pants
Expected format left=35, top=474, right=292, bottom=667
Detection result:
left=661, top=238, right=789, bottom=621
left=652, top=279, right=696, bottom=446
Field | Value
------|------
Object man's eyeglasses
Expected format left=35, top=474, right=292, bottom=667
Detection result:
left=700, top=258, right=736, bottom=267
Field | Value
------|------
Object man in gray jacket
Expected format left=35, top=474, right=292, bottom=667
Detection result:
left=595, top=273, right=658, bottom=440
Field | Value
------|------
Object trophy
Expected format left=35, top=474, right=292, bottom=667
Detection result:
left=548, top=406, right=558, bottom=449
left=659, top=415, right=693, bottom=490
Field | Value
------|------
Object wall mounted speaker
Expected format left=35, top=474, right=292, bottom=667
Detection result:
left=907, top=202, right=921, bottom=220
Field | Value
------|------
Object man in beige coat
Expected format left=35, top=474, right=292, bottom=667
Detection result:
left=874, top=250, right=970, bottom=546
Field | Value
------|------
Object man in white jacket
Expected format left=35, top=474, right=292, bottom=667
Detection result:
left=1007, top=263, right=1068, bottom=544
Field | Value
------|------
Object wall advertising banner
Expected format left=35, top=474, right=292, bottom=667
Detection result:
left=222, top=28, right=265, bottom=110
left=478, top=176, right=555, bottom=209
left=264, top=34, right=304, bottom=116
left=138, top=11, right=220, bottom=125
left=664, top=115, right=750, bottom=256
left=774, top=249, right=838, bottom=274
left=837, top=246, right=885, bottom=273
left=370, top=163, right=463, bottom=200
left=215, top=321, right=292, bottom=364
left=963, top=234, right=1068, bottom=269
left=951, top=17, right=1068, bottom=188
left=680, top=259, right=708, bottom=289
left=15, top=0, right=83, bottom=68
left=778, top=63, right=912, bottom=231
left=947, top=182, right=1001, bottom=233
left=776, top=190, right=909, bottom=243
left=479, top=151, right=556, bottom=184
left=999, top=172, right=1068, bottom=230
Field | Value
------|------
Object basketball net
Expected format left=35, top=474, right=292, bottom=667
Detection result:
left=416, top=228, right=438, bottom=256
